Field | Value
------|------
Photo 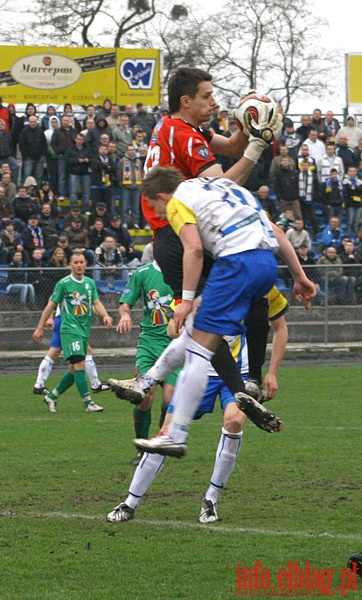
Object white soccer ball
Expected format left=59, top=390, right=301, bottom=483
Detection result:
left=233, top=92, right=277, bottom=142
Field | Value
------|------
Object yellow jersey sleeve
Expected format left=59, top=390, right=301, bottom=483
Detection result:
left=166, top=196, right=197, bottom=236
left=267, top=286, right=288, bottom=321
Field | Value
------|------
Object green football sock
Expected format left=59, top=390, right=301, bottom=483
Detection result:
left=74, top=369, right=91, bottom=403
left=134, top=407, right=151, bottom=438
left=54, top=371, right=75, bottom=397
left=159, top=401, right=168, bottom=429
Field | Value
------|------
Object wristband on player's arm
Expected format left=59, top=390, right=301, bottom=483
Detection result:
left=182, top=290, right=196, bottom=301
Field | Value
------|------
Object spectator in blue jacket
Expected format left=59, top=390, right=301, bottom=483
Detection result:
left=320, top=216, right=346, bottom=249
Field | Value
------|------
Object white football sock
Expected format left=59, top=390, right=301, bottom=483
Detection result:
left=147, top=326, right=191, bottom=383
left=205, top=427, right=243, bottom=504
left=85, top=355, right=101, bottom=388
left=168, top=339, right=214, bottom=444
left=35, top=356, right=54, bottom=387
left=125, top=452, right=166, bottom=509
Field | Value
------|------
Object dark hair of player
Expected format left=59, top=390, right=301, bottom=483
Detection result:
left=168, top=67, right=212, bottom=114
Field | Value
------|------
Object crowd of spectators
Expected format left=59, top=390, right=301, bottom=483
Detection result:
left=0, top=97, right=362, bottom=307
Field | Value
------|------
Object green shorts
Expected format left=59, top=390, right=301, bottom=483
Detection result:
left=61, top=331, right=88, bottom=361
left=136, top=339, right=180, bottom=387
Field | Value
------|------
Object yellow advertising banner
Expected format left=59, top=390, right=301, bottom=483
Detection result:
left=0, top=46, right=162, bottom=106
left=348, top=54, right=362, bottom=105
left=116, top=48, right=162, bottom=105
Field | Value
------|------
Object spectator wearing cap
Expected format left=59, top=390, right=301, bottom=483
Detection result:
left=62, top=205, right=87, bottom=229
left=38, top=180, right=58, bottom=217
left=210, top=107, right=230, bottom=136
left=0, top=118, right=18, bottom=182
left=156, top=103, right=170, bottom=123
left=209, top=103, right=220, bottom=121
left=44, top=234, right=72, bottom=262
left=12, top=185, right=40, bottom=230
left=63, top=216, right=94, bottom=265
left=106, top=215, right=142, bottom=265
left=22, top=214, right=51, bottom=257
left=129, top=103, right=156, bottom=145
left=88, top=202, right=112, bottom=228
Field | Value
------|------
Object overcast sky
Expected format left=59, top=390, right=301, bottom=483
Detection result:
left=194, top=0, right=361, bottom=117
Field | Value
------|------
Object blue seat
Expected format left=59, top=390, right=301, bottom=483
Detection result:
left=276, top=277, right=292, bottom=291
left=308, top=247, right=320, bottom=261
left=314, top=203, right=325, bottom=216
left=113, top=280, right=127, bottom=293
left=96, top=280, right=116, bottom=294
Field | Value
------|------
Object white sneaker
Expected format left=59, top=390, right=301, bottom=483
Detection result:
left=199, top=498, right=218, bottom=524
left=44, top=395, right=57, bottom=413
left=107, top=378, right=146, bottom=405
left=85, top=401, right=103, bottom=412
left=133, top=434, right=186, bottom=458
left=107, top=502, right=135, bottom=523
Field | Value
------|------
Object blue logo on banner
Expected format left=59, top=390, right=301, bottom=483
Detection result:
left=120, top=59, right=156, bottom=90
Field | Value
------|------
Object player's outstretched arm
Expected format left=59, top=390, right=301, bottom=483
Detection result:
left=33, top=300, right=58, bottom=343
left=93, top=299, right=113, bottom=329
left=263, top=315, right=288, bottom=400
left=175, top=224, right=204, bottom=333
left=117, top=303, right=133, bottom=334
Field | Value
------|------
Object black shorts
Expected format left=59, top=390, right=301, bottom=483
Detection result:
left=153, top=225, right=214, bottom=299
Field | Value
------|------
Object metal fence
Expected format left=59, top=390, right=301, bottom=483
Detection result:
left=1, top=263, right=362, bottom=349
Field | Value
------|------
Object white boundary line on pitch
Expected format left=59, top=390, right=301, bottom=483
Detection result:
left=2, top=418, right=362, bottom=431
left=0, top=511, right=361, bottom=540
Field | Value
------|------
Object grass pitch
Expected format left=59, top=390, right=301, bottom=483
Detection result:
left=1, top=365, right=361, bottom=599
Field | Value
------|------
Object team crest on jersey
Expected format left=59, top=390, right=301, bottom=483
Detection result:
left=147, top=289, right=172, bottom=326
left=70, top=291, right=89, bottom=316
left=150, top=119, right=163, bottom=143
left=197, top=145, right=210, bottom=159
left=119, top=59, right=156, bottom=90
